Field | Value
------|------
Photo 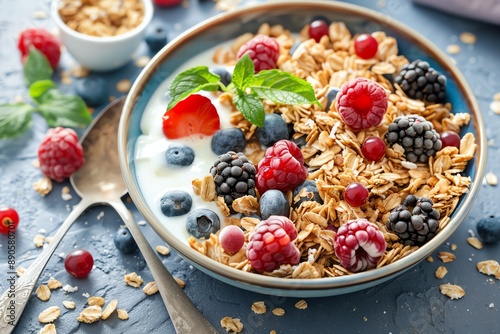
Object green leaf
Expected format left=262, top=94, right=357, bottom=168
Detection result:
left=232, top=54, right=255, bottom=90
left=37, top=89, right=92, bottom=127
left=232, top=92, right=265, bottom=127
left=29, top=80, right=57, bottom=102
left=168, top=66, right=221, bottom=110
left=0, top=103, right=35, bottom=139
left=23, top=48, right=53, bottom=86
left=250, top=70, right=321, bottom=106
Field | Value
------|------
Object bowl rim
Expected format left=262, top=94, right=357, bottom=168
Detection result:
left=51, top=0, right=153, bottom=42
left=118, top=0, right=487, bottom=293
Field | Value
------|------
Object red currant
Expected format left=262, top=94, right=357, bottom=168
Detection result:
left=0, top=207, right=19, bottom=234
left=354, top=33, right=378, bottom=59
left=65, top=249, right=94, bottom=278
left=219, top=225, right=245, bottom=253
left=362, top=136, right=386, bottom=162
left=440, top=131, right=461, bottom=149
left=308, top=20, right=329, bottom=43
left=344, top=182, right=369, bottom=207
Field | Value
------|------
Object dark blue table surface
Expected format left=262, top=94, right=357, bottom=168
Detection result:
left=1, top=0, right=500, bottom=333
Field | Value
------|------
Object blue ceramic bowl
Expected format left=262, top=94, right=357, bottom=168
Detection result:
left=118, top=1, right=486, bottom=297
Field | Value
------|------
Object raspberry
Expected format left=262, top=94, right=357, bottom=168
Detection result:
left=18, top=28, right=61, bottom=69
left=335, top=77, right=388, bottom=131
left=236, top=35, right=280, bottom=73
left=256, top=140, right=307, bottom=195
left=38, top=127, right=85, bottom=182
left=246, top=216, right=300, bottom=272
left=334, top=218, right=386, bottom=273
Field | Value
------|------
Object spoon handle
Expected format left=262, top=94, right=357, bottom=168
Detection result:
left=0, top=198, right=92, bottom=334
left=109, top=200, right=218, bottom=334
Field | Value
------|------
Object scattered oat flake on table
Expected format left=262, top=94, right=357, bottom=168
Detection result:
left=272, top=308, right=285, bottom=316
left=446, top=44, right=461, bottom=54
left=491, top=100, right=500, bottom=114
left=485, top=172, right=498, bottom=186
left=270, top=331, right=277, bottom=334
left=34, top=234, right=45, bottom=247
left=451, top=244, right=457, bottom=251
left=116, top=79, right=132, bottom=93
left=220, top=316, right=243, bottom=333
left=460, top=32, right=477, bottom=44
left=426, top=256, right=434, bottom=263
left=63, top=300, right=76, bottom=309
left=435, top=266, right=448, bottom=279
left=156, top=245, right=170, bottom=255
left=477, top=260, right=500, bottom=279
left=39, top=323, right=56, bottom=334
left=88, top=296, right=105, bottom=307
left=33, top=177, right=52, bottom=196
left=36, top=285, right=51, bottom=301
left=467, top=237, right=483, bottom=249
left=494, top=93, right=500, bottom=101
left=101, top=299, right=118, bottom=320
left=61, top=186, right=72, bottom=201
left=438, top=251, right=456, bottom=263
left=135, top=55, right=151, bottom=67
left=38, top=306, right=61, bottom=323
left=77, top=305, right=102, bottom=323
left=47, top=277, right=62, bottom=290
left=295, top=299, right=308, bottom=309
left=16, top=266, right=26, bottom=277
left=70, top=66, right=89, bottom=78
left=32, top=10, right=48, bottom=19
left=174, top=276, right=185, bottom=288
left=251, top=301, right=266, bottom=314
left=143, top=281, right=158, bottom=295
left=440, top=283, right=465, bottom=299
left=117, top=309, right=129, bottom=320
left=124, top=272, right=143, bottom=287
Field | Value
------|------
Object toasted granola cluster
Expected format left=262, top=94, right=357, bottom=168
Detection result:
left=189, top=21, right=476, bottom=278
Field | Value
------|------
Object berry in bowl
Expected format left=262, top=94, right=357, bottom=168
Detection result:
left=118, top=1, right=486, bottom=297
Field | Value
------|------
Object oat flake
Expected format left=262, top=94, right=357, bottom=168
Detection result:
left=490, top=100, right=500, bottom=114
left=272, top=308, right=285, bottom=316
left=251, top=301, right=266, bottom=314
left=467, top=237, right=483, bottom=249
left=116, top=79, right=132, bottom=93
left=459, top=32, right=477, bottom=44
left=446, top=44, right=461, bottom=54
left=220, top=316, right=243, bottom=333
left=440, top=283, right=465, bottom=299
left=485, top=172, right=498, bottom=186
left=39, top=323, right=56, bottom=334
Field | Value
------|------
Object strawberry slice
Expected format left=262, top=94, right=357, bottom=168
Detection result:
left=162, top=94, right=220, bottom=139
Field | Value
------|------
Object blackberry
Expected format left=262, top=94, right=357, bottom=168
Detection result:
left=387, top=195, right=440, bottom=246
left=394, top=59, right=447, bottom=103
left=385, top=115, right=442, bottom=163
left=210, top=151, right=257, bottom=212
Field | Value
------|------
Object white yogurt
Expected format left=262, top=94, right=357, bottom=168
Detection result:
left=134, top=45, right=236, bottom=242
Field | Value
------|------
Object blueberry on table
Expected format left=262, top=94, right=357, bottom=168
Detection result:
left=186, top=208, right=220, bottom=239
left=114, top=227, right=138, bottom=254
left=74, top=77, right=107, bottom=107
left=259, top=189, right=290, bottom=220
left=165, top=145, right=195, bottom=166
left=211, top=128, right=246, bottom=155
left=145, top=23, right=168, bottom=54
left=477, top=216, right=500, bottom=244
left=257, top=113, right=289, bottom=147
left=293, top=180, right=323, bottom=208
left=160, top=190, right=193, bottom=217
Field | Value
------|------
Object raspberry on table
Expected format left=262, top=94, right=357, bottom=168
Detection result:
left=246, top=216, right=300, bottom=272
left=38, top=127, right=85, bottom=182
left=236, top=34, right=280, bottom=73
left=256, top=140, right=307, bottom=195
left=335, top=77, right=388, bottom=131
left=334, top=218, right=386, bottom=273
left=18, top=28, right=61, bottom=69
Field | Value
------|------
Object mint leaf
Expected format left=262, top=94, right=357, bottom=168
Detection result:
left=38, top=89, right=92, bottom=127
left=249, top=70, right=320, bottom=106
left=232, top=54, right=255, bottom=90
left=0, top=103, right=35, bottom=139
left=168, top=66, right=221, bottom=110
left=232, top=93, right=265, bottom=127
left=29, top=80, right=57, bottom=102
left=24, top=48, right=53, bottom=86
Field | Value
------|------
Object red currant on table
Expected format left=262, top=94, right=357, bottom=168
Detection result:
left=0, top=207, right=19, bottom=234
left=65, top=249, right=94, bottom=278
left=344, top=182, right=369, bottom=207
left=308, top=20, right=329, bottom=43
left=354, top=33, right=378, bottom=59
left=361, top=136, right=386, bottom=162
left=440, top=131, right=461, bottom=149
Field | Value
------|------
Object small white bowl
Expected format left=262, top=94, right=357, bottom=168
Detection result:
left=51, top=0, right=153, bottom=72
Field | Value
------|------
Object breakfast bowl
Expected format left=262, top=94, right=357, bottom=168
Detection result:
left=51, top=0, right=153, bottom=71
left=118, top=0, right=486, bottom=297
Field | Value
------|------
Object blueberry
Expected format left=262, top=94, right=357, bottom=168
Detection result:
left=293, top=180, right=323, bottom=207
left=209, top=67, right=232, bottom=87
left=165, top=145, right=195, bottom=166
left=257, top=113, right=289, bottom=147
left=160, top=190, right=192, bottom=217
left=186, top=208, right=220, bottom=239
left=114, top=227, right=138, bottom=254
left=477, top=216, right=500, bottom=244
left=289, top=40, right=301, bottom=56
left=259, top=189, right=290, bottom=220
left=74, top=77, right=107, bottom=107
left=145, top=23, right=168, bottom=54
left=211, top=128, right=246, bottom=155
left=325, top=87, right=340, bottom=111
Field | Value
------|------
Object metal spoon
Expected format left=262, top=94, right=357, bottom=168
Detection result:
left=0, top=97, right=218, bottom=333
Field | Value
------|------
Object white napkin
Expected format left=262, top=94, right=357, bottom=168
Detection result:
left=413, top=0, right=500, bottom=25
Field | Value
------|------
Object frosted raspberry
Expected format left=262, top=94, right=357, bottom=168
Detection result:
left=334, top=218, right=386, bottom=273
left=38, top=127, right=85, bottom=182
left=236, top=34, right=280, bottom=73
left=256, top=140, right=307, bottom=195
left=18, top=28, right=61, bottom=69
left=246, top=216, right=300, bottom=272
left=335, top=77, right=388, bottom=131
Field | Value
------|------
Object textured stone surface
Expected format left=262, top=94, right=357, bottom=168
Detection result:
left=1, top=0, right=500, bottom=333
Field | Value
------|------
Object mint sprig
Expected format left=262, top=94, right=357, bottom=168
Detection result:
left=168, top=54, right=320, bottom=127
left=0, top=50, right=92, bottom=139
